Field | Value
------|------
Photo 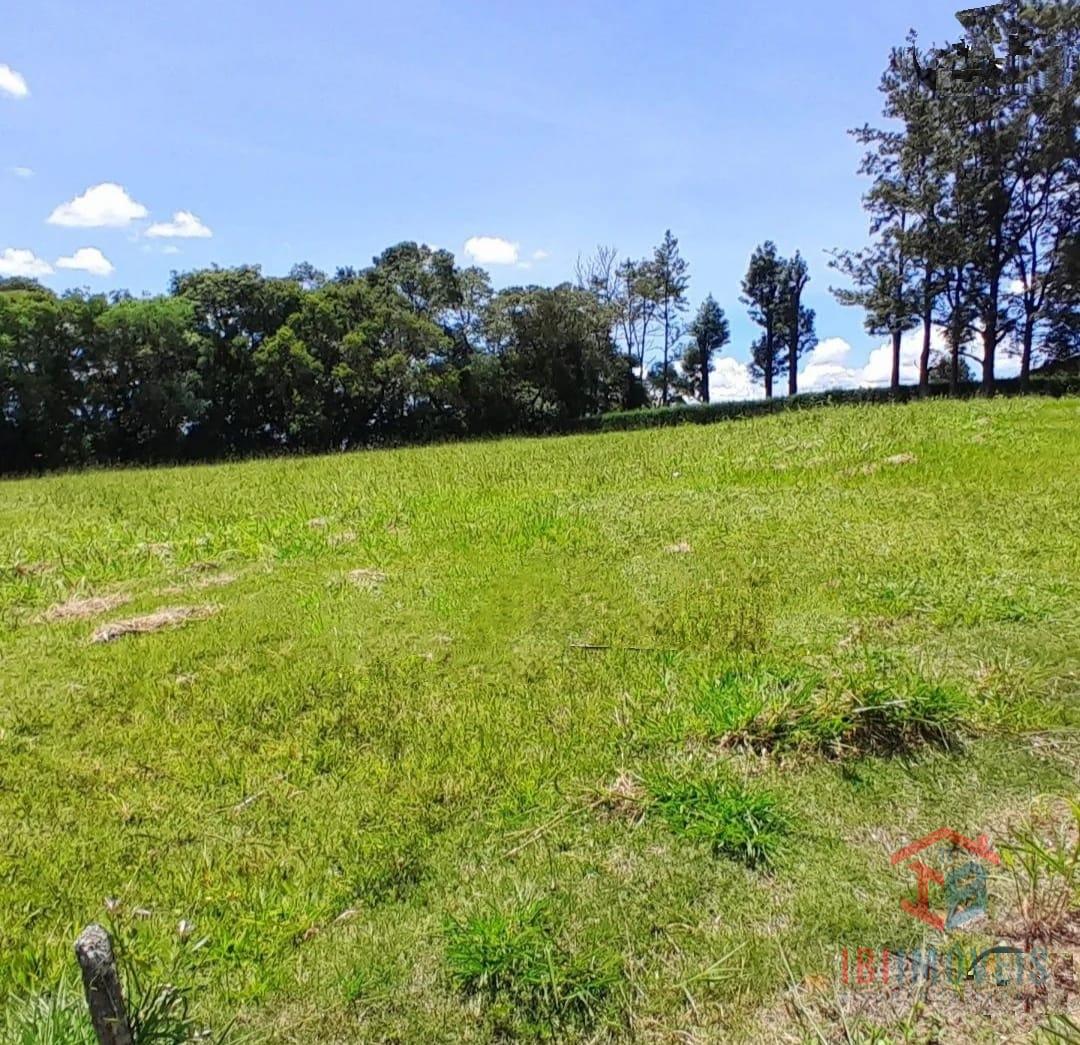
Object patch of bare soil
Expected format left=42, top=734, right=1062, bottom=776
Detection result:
left=596, top=771, right=647, bottom=823
left=327, top=531, right=358, bottom=546
left=41, top=592, right=132, bottom=623
left=665, top=541, right=693, bottom=554
left=90, top=604, right=219, bottom=644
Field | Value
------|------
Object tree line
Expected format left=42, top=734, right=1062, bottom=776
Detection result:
left=1, top=0, right=1076, bottom=473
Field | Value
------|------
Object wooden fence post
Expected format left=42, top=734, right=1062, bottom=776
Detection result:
left=74, top=924, right=135, bottom=1045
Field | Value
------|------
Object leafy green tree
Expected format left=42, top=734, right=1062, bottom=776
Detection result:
left=92, top=297, right=206, bottom=460
left=928, top=349, right=974, bottom=384
left=1002, top=3, right=1080, bottom=385
left=0, top=289, right=102, bottom=470
left=613, top=257, right=659, bottom=391
left=681, top=296, right=730, bottom=402
left=502, top=285, right=627, bottom=424
left=652, top=231, right=690, bottom=406
left=1043, top=233, right=1080, bottom=362
left=171, top=266, right=302, bottom=451
left=782, top=253, right=814, bottom=395
left=741, top=242, right=786, bottom=398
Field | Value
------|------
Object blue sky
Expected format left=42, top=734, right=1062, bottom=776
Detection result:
left=2, top=1, right=1003, bottom=394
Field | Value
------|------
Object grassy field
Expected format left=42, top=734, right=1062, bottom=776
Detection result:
left=1, top=397, right=1078, bottom=1042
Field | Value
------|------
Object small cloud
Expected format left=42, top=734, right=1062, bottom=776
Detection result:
left=48, top=182, right=148, bottom=228
left=0, top=247, right=52, bottom=278
left=162, top=245, right=180, bottom=255
left=532, top=249, right=549, bottom=261
left=146, top=210, right=212, bottom=238
left=56, top=247, right=114, bottom=277
left=11, top=166, right=33, bottom=178
left=0, top=64, right=29, bottom=99
left=709, top=356, right=763, bottom=402
left=806, top=337, right=851, bottom=366
left=463, top=235, right=519, bottom=266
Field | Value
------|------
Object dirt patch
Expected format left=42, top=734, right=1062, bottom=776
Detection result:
left=885, top=452, right=918, bottom=466
left=665, top=541, right=692, bottom=554
left=596, top=771, right=647, bottom=823
left=328, top=531, right=357, bottom=547
left=91, top=605, right=219, bottom=644
left=41, top=592, right=132, bottom=623
left=307, top=517, right=329, bottom=529
left=347, top=568, right=387, bottom=590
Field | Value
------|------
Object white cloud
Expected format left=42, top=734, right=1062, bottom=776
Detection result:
left=700, top=326, right=1023, bottom=402
left=463, top=235, right=519, bottom=266
left=0, top=247, right=52, bottom=278
left=805, top=337, right=852, bottom=367
left=0, top=64, right=29, bottom=99
left=55, top=246, right=114, bottom=277
left=709, top=356, right=764, bottom=402
left=146, top=210, right=212, bottom=239
left=532, top=249, right=549, bottom=261
left=11, top=166, right=33, bottom=178
left=799, top=327, right=960, bottom=391
left=48, top=182, right=148, bottom=227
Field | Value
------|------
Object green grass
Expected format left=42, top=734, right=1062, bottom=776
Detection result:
left=646, top=776, right=787, bottom=867
left=1, top=397, right=1078, bottom=1041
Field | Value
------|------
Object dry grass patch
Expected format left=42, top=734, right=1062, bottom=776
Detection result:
left=347, top=568, right=387, bottom=590
left=9, top=561, right=55, bottom=578
left=160, top=572, right=238, bottom=595
left=90, top=604, right=219, bottom=644
left=41, top=592, right=132, bottom=623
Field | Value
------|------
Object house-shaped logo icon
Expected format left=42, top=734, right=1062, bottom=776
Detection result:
left=890, top=828, right=1001, bottom=931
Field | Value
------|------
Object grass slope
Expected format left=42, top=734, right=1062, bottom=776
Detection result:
left=1, top=397, right=1078, bottom=1041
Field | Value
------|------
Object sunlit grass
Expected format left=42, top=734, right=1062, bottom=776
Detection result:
left=0, top=397, right=1077, bottom=1041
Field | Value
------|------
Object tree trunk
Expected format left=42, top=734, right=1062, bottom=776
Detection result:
left=661, top=310, right=670, bottom=407
left=981, top=264, right=1001, bottom=397
left=918, top=300, right=932, bottom=399
left=788, top=339, right=797, bottom=396
left=1020, top=312, right=1034, bottom=391
left=981, top=316, right=997, bottom=397
left=764, top=344, right=773, bottom=400
left=700, top=351, right=710, bottom=403
left=891, top=328, right=902, bottom=393
left=950, top=332, right=961, bottom=397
